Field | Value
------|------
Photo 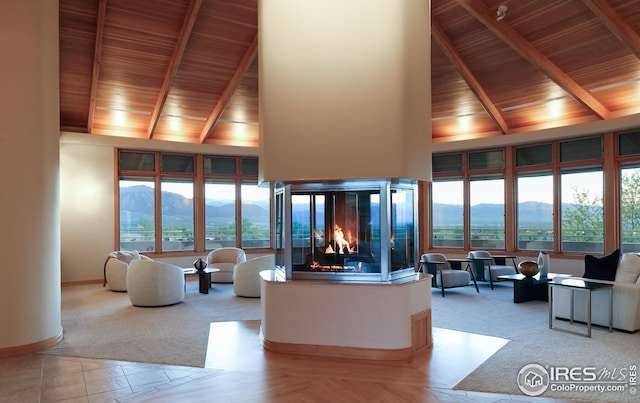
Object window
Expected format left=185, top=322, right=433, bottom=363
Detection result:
left=204, top=180, right=236, bottom=248
left=470, top=176, right=505, bottom=249
left=291, top=194, right=312, bottom=266
left=161, top=179, right=194, bottom=252
left=119, top=179, right=155, bottom=252
left=619, top=130, right=640, bottom=156
left=433, top=153, right=463, bottom=173
left=620, top=165, right=640, bottom=253
left=391, top=187, right=416, bottom=271
left=117, top=150, right=271, bottom=254
left=431, top=179, right=463, bottom=248
left=517, top=173, right=553, bottom=251
left=560, top=137, right=602, bottom=162
left=516, top=144, right=552, bottom=166
left=119, top=151, right=155, bottom=171
left=469, top=149, right=504, bottom=170
left=560, top=168, right=603, bottom=253
left=241, top=181, right=271, bottom=248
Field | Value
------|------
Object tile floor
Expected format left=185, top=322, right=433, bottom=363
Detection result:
left=0, top=323, right=574, bottom=403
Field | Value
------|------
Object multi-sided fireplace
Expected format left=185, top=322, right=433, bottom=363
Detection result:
left=274, top=179, right=418, bottom=282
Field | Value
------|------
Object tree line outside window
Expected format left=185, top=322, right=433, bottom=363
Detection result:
left=430, top=130, right=640, bottom=254
left=117, top=151, right=271, bottom=254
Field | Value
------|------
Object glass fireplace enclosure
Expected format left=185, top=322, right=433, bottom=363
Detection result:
left=275, top=179, right=418, bottom=282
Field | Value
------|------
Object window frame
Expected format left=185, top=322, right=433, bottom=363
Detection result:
left=429, top=134, right=616, bottom=257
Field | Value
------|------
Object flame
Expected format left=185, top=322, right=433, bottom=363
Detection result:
left=334, top=224, right=353, bottom=254
left=323, top=224, right=357, bottom=254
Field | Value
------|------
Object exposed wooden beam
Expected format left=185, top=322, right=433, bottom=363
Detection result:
left=455, top=0, right=610, bottom=120
left=199, top=34, right=258, bottom=144
left=87, top=0, right=107, bottom=134
left=432, top=20, right=509, bottom=134
left=582, top=0, right=640, bottom=59
left=147, top=0, right=203, bottom=139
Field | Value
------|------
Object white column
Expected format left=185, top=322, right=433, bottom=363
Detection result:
left=259, top=0, right=431, bottom=183
left=0, top=0, right=62, bottom=352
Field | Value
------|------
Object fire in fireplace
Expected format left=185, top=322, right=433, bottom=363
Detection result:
left=274, top=179, right=418, bottom=282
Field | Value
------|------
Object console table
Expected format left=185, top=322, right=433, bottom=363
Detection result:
left=548, top=278, right=613, bottom=337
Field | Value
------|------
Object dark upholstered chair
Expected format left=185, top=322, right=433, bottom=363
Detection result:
left=468, top=251, right=517, bottom=290
left=421, top=253, right=478, bottom=297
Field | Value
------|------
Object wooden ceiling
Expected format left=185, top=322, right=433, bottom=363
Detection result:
left=59, top=0, right=640, bottom=148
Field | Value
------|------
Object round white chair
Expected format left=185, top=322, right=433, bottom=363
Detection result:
left=126, top=260, right=185, bottom=307
left=206, top=247, right=246, bottom=283
left=233, top=254, right=275, bottom=297
left=103, top=251, right=152, bottom=292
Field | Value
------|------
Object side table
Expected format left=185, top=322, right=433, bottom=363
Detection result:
left=548, top=278, right=613, bottom=337
left=183, top=268, right=221, bottom=294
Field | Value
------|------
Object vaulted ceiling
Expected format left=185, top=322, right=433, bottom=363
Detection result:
left=59, top=0, right=640, bottom=148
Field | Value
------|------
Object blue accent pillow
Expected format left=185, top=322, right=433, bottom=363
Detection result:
left=584, top=249, right=620, bottom=281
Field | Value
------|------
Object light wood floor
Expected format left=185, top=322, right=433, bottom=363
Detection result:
left=0, top=320, right=576, bottom=403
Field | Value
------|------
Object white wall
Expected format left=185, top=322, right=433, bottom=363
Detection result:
left=60, top=141, right=116, bottom=283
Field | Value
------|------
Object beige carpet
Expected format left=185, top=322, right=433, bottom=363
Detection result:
left=44, top=279, right=261, bottom=367
left=432, top=283, right=639, bottom=402
left=43, top=278, right=639, bottom=402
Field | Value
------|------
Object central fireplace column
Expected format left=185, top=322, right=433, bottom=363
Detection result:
left=258, top=0, right=433, bottom=360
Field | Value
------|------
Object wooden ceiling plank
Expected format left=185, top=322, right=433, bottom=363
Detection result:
left=432, top=20, right=510, bottom=134
left=147, top=0, right=203, bottom=139
left=198, top=33, right=258, bottom=144
left=87, top=0, right=107, bottom=134
left=455, top=0, right=610, bottom=120
left=582, top=0, right=640, bottom=59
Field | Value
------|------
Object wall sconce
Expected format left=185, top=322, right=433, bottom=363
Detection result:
left=496, top=5, right=508, bottom=21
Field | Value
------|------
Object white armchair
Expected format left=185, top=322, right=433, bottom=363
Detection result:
left=206, top=247, right=246, bottom=283
left=103, top=251, right=152, bottom=292
left=126, top=260, right=185, bottom=307
left=233, top=254, right=275, bottom=297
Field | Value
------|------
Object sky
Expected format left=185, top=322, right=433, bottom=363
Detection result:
left=433, top=171, right=604, bottom=205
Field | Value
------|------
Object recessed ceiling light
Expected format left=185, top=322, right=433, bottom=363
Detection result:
left=432, top=111, right=487, bottom=121
left=218, top=120, right=259, bottom=126
left=501, top=96, right=569, bottom=112
left=161, top=113, right=207, bottom=121
left=590, top=77, right=640, bottom=92
left=96, top=106, right=150, bottom=115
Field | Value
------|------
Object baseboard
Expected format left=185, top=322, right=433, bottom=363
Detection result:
left=262, top=338, right=417, bottom=361
left=0, top=331, right=63, bottom=358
